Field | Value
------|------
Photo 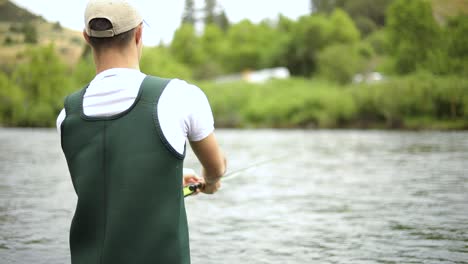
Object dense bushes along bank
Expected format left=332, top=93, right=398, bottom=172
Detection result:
left=1, top=48, right=466, bottom=130
left=200, top=74, right=468, bottom=130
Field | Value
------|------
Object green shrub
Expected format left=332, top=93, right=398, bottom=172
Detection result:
left=0, top=71, right=25, bottom=125
left=11, top=45, right=71, bottom=127
left=200, top=81, right=254, bottom=127
left=365, top=30, right=390, bottom=56
left=21, top=22, right=38, bottom=44
left=351, top=73, right=468, bottom=128
left=3, top=36, right=14, bottom=45
left=202, top=79, right=358, bottom=128
left=140, top=46, right=193, bottom=80
left=317, top=44, right=364, bottom=84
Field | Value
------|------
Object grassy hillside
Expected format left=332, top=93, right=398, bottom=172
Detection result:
left=0, top=0, right=84, bottom=69
left=0, top=0, right=43, bottom=22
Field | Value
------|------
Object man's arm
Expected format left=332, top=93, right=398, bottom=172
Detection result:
left=190, top=133, right=226, bottom=194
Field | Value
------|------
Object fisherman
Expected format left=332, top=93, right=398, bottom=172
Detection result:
left=56, top=0, right=226, bottom=263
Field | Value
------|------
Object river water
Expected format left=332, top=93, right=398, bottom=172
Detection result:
left=0, top=128, right=467, bottom=263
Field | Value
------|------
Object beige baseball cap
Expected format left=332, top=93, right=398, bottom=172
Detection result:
left=84, top=0, right=143, bottom=38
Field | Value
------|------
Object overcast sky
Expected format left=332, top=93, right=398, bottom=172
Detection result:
left=12, top=0, right=310, bottom=46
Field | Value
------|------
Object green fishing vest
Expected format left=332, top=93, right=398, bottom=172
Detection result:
left=60, top=76, right=190, bottom=264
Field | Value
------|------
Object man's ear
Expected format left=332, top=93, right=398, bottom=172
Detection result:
left=135, top=24, right=143, bottom=45
left=83, top=31, right=91, bottom=44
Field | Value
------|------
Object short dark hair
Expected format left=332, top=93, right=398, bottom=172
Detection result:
left=88, top=18, right=136, bottom=51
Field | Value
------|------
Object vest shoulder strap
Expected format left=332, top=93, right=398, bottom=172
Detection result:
left=139, top=76, right=185, bottom=160
left=64, top=86, right=87, bottom=116
left=139, top=75, right=171, bottom=103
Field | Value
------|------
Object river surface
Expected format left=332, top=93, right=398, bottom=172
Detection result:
left=0, top=128, right=467, bottom=264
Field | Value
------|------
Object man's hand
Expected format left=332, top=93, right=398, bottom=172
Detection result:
left=183, top=168, right=221, bottom=195
left=201, top=180, right=221, bottom=194
left=183, top=169, right=204, bottom=195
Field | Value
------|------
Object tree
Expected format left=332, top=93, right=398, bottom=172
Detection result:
left=170, top=24, right=204, bottom=67
left=11, top=45, right=71, bottom=126
left=329, top=9, right=361, bottom=44
left=3, top=35, right=14, bottom=45
left=386, top=0, right=440, bottom=74
left=185, top=24, right=229, bottom=79
left=285, top=14, right=333, bottom=76
left=215, top=10, right=230, bottom=32
left=311, top=0, right=345, bottom=14
left=182, top=0, right=196, bottom=25
left=445, top=16, right=468, bottom=76
left=53, top=21, right=63, bottom=32
left=343, top=0, right=394, bottom=27
left=318, top=44, right=364, bottom=84
left=204, top=0, right=217, bottom=25
left=141, top=46, right=193, bottom=80
left=224, top=20, right=264, bottom=72
left=21, top=22, right=38, bottom=44
left=311, top=0, right=395, bottom=35
left=354, top=16, right=378, bottom=37
left=72, top=53, right=95, bottom=87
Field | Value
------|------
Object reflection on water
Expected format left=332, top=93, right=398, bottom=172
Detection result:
left=1, top=129, right=467, bottom=263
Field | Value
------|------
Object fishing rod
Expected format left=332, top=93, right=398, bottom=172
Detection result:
left=183, top=154, right=287, bottom=198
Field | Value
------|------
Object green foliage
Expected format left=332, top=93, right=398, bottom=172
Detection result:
left=342, top=0, right=394, bottom=26
left=242, top=79, right=357, bottom=128
left=447, top=16, right=468, bottom=58
left=311, top=0, right=345, bottom=14
left=141, top=46, right=193, bottom=80
left=0, top=71, right=24, bottom=125
left=200, top=81, right=254, bottom=127
left=2, top=1, right=468, bottom=129
left=204, top=0, right=217, bottom=25
left=352, top=73, right=468, bottom=128
left=311, top=0, right=394, bottom=35
left=216, top=11, right=230, bottom=32
left=200, top=25, right=225, bottom=59
left=21, top=22, right=38, bottom=44
left=223, top=20, right=267, bottom=72
left=386, top=0, right=441, bottom=74
left=10, top=45, right=71, bottom=126
left=444, top=15, right=468, bottom=76
left=202, top=78, right=358, bottom=128
left=284, top=10, right=360, bottom=77
left=72, top=53, right=95, bottom=87
left=329, top=9, right=361, bottom=44
left=354, top=16, right=378, bottom=37
left=197, top=24, right=226, bottom=79
left=318, top=44, right=364, bottom=84
left=170, top=24, right=204, bottom=67
left=200, top=75, right=468, bottom=130
left=365, top=30, right=390, bottom=55
left=285, top=14, right=332, bottom=76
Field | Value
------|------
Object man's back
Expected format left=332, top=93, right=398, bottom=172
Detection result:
left=61, top=76, right=190, bottom=264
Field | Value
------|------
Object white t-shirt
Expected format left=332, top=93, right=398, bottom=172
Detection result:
left=56, top=68, right=214, bottom=155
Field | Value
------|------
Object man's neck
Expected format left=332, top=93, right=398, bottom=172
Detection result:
left=93, top=49, right=140, bottom=74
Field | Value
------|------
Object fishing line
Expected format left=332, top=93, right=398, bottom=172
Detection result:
left=183, top=153, right=289, bottom=198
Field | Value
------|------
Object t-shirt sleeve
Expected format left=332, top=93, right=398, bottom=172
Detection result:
left=184, top=82, right=215, bottom=142
left=56, top=109, right=66, bottom=136
left=157, top=79, right=215, bottom=155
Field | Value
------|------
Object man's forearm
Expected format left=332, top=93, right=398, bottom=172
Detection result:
left=202, top=155, right=226, bottom=184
